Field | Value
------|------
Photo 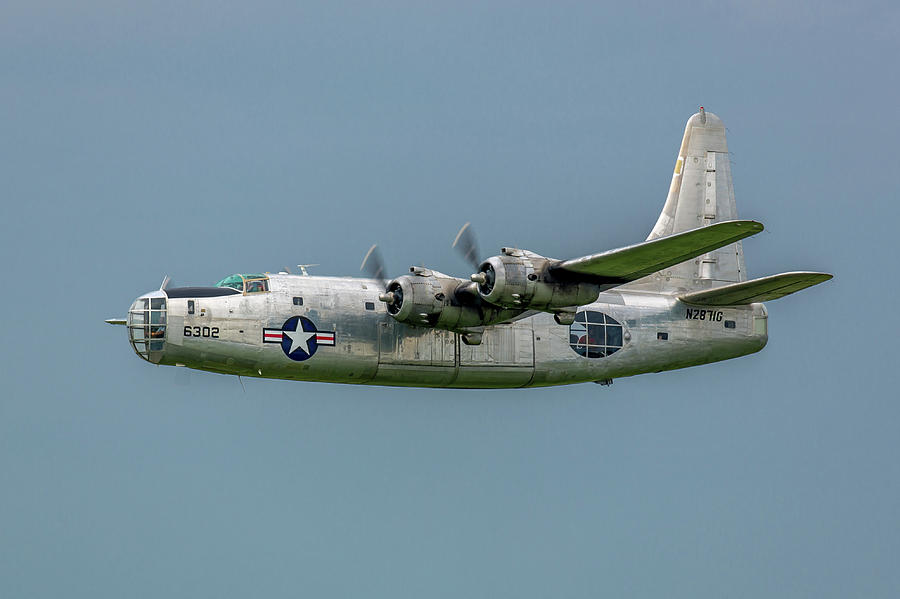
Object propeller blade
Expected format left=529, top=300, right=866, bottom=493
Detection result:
left=360, top=244, right=388, bottom=290
left=452, top=222, right=481, bottom=270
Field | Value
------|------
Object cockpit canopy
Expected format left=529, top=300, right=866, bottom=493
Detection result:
left=215, top=273, right=270, bottom=294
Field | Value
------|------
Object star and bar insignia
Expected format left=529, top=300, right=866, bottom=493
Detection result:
left=263, top=316, right=335, bottom=361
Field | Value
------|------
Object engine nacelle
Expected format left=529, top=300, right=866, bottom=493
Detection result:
left=380, top=267, right=522, bottom=330
left=472, top=249, right=600, bottom=311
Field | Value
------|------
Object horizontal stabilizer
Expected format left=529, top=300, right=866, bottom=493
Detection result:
left=552, top=220, right=763, bottom=283
left=679, top=272, right=833, bottom=305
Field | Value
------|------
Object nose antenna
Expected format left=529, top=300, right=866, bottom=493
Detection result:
left=160, top=274, right=170, bottom=290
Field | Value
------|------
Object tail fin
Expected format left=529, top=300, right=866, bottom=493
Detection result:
left=643, top=108, right=747, bottom=290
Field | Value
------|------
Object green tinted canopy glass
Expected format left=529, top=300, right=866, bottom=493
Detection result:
left=215, top=274, right=244, bottom=290
left=215, top=274, right=269, bottom=291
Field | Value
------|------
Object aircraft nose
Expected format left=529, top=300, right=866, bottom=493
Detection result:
left=126, top=290, right=168, bottom=364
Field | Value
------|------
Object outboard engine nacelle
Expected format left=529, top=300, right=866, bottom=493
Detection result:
left=472, top=248, right=600, bottom=311
left=380, top=267, right=523, bottom=330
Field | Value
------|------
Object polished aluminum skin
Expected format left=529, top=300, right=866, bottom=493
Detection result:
left=113, top=110, right=829, bottom=389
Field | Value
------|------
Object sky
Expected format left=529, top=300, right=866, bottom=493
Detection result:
left=2, top=1, right=899, bottom=597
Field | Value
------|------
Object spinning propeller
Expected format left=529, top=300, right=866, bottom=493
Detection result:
left=452, top=222, right=495, bottom=292
left=361, top=223, right=493, bottom=313
left=360, top=244, right=401, bottom=308
left=452, top=222, right=481, bottom=271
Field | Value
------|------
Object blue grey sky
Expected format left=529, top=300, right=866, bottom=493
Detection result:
left=2, top=1, right=899, bottom=597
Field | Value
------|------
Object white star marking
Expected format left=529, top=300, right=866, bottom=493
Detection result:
left=284, top=327, right=316, bottom=356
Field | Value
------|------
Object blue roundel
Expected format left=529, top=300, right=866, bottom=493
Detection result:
left=281, top=316, right=319, bottom=361
left=262, top=316, right=336, bottom=362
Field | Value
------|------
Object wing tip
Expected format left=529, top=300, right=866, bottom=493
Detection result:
left=733, top=219, right=764, bottom=233
left=776, top=270, right=833, bottom=280
left=711, top=219, right=764, bottom=234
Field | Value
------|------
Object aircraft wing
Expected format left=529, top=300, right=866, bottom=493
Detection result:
left=551, top=220, right=764, bottom=284
left=679, top=271, right=833, bottom=305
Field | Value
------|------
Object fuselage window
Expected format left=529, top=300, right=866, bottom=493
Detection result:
left=365, top=301, right=375, bottom=311
left=569, top=311, right=624, bottom=358
left=657, top=332, right=669, bottom=340
left=188, top=300, right=195, bottom=315
left=724, top=320, right=736, bottom=329
left=293, top=296, right=303, bottom=306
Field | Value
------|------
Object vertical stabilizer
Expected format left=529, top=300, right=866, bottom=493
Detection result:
left=635, top=109, right=748, bottom=292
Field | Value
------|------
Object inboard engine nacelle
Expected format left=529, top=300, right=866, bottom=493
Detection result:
left=471, top=248, right=600, bottom=322
left=379, top=267, right=523, bottom=330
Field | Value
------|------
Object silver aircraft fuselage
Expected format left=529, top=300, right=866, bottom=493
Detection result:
left=116, top=110, right=827, bottom=388
left=126, top=273, right=768, bottom=388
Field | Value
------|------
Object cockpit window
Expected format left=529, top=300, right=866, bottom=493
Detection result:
left=245, top=279, right=268, bottom=293
left=215, top=273, right=269, bottom=294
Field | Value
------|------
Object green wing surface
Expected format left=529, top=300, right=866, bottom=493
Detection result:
left=679, top=271, right=833, bottom=305
left=552, top=220, right=764, bottom=282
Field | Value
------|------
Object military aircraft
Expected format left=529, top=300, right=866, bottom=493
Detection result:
left=107, top=109, right=831, bottom=388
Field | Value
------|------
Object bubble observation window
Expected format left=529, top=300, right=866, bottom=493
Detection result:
left=569, top=311, right=624, bottom=358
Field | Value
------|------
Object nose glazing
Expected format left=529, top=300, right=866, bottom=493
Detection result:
left=127, top=290, right=167, bottom=363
